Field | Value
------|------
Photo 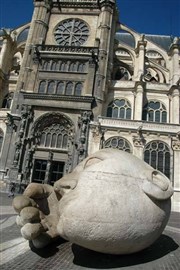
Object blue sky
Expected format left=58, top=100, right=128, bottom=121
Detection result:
left=0, top=0, right=180, bottom=36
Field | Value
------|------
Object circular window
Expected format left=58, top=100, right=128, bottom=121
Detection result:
left=54, top=19, right=89, bottom=46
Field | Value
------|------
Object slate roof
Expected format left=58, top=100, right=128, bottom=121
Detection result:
left=115, top=32, right=175, bottom=51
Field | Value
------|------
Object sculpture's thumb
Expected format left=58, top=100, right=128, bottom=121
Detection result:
left=142, top=170, right=173, bottom=200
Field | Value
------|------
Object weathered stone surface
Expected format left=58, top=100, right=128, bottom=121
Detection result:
left=13, top=149, right=173, bottom=254
left=20, top=207, right=40, bottom=224
left=13, top=195, right=36, bottom=213
left=21, top=223, right=44, bottom=240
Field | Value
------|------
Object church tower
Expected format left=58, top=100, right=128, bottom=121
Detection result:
left=0, top=0, right=118, bottom=186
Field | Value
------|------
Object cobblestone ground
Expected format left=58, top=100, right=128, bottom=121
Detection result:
left=0, top=192, right=180, bottom=270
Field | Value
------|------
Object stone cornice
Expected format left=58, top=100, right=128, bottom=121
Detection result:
left=22, top=92, right=94, bottom=103
left=36, top=45, right=99, bottom=55
left=51, top=0, right=99, bottom=8
left=92, top=117, right=180, bottom=135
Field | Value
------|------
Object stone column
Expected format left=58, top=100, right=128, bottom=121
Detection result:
left=132, top=129, right=145, bottom=159
left=169, top=37, right=180, bottom=85
left=44, top=151, right=53, bottom=184
left=172, top=138, right=180, bottom=211
left=172, top=89, right=180, bottom=124
left=134, top=82, right=144, bottom=120
left=93, top=0, right=116, bottom=118
left=16, top=0, right=51, bottom=92
left=170, top=87, right=180, bottom=124
left=134, top=35, right=147, bottom=81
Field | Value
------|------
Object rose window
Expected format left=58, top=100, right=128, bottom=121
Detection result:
left=54, top=19, right=89, bottom=46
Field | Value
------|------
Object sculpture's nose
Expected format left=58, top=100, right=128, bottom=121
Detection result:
left=142, top=170, right=174, bottom=200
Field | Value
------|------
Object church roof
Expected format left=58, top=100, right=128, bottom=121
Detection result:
left=115, top=32, right=175, bottom=51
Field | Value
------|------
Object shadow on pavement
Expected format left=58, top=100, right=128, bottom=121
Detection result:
left=29, top=237, right=67, bottom=258
left=72, top=234, right=179, bottom=269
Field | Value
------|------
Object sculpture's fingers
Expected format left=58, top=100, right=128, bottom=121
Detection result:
left=143, top=170, right=174, bottom=200
left=13, top=195, right=37, bottom=214
left=24, top=183, right=54, bottom=199
left=20, top=206, right=41, bottom=224
left=21, top=223, right=45, bottom=240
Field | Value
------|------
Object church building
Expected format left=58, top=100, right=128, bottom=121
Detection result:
left=0, top=0, right=179, bottom=211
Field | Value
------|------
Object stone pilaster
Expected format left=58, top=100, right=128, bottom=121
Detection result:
left=134, top=35, right=147, bottom=81
left=169, top=86, right=180, bottom=124
left=134, top=82, right=144, bottom=120
left=169, top=37, right=180, bottom=85
left=172, top=137, right=180, bottom=210
left=132, top=126, right=146, bottom=159
left=93, top=0, right=116, bottom=118
left=16, top=0, right=51, bottom=93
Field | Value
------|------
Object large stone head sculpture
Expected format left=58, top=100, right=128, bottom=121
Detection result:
left=13, top=149, right=173, bottom=254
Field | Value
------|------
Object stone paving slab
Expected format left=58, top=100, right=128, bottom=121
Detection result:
left=0, top=193, right=180, bottom=270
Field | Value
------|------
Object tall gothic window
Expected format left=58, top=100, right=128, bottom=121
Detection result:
left=142, top=101, right=167, bottom=123
left=0, top=130, right=4, bottom=154
left=51, top=61, right=58, bottom=71
left=47, top=81, right=55, bottom=94
left=69, top=62, right=77, bottom=72
left=107, top=99, right=131, bottom=119
left=43, top=60, right=51, bottom=70
left=38, top=81, right=46, bottom=93
left=104, top=136, right=132, bottom=153
left=39, top=123, right=69, bottom=149
left=65, top=82, right=73, bottom=95
left=74, top=82, right=82, bottom=96
left=144, top=141, right=171, bottom=178
left=56, top=81, right=64, bottom=95
left=78, top=63, right=85, bottom=72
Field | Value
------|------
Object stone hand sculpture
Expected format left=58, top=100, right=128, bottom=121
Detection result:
left=13, top=149, right=173, bottom=254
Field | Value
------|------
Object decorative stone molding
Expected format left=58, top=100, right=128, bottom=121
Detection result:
left=37, top=45, right=99, bottom=55
left=99, top=0, right=115, bottom=8
left=172, top=139, right=180, bottom=151
left=13, top=138, right=22, bottom=166
left=22, top=92, right=94, bottom=103
left=133, top=136, right=146, bottom=147
left=5, top=113, right=20, bottom=131
left=77, top=111, right=92, bottom=162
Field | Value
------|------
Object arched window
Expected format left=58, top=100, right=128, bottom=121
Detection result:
left=56, top=81, right=64, bottom=95
left=142, top=101, right=167, bottom=123
left=39, top=123, right=69, bottom=150
left=60, top=62, right=68, bottom=71
left=51, top=61, right=58, bottom=71
left=38, top=81, right=46, bottom=93
left=104, top=136, right=132, bottom=153
left=144, top=141, right=171, bottom=178
left=43, top=60, right=51, bottom=70
left=2, top=92, right=14, bottom=109
left=0, top=130, right=4, bottom=154
left=69, top=62, right=77, bottom=72
left=107, top=99, right=131, bottom=119
left=78, top=63, right=85, bottom=72
left=47, top=81, right=55, bottom=94
left=74, top=82, right=82, bottom=96
left=65, top=82, right=73, bottom=95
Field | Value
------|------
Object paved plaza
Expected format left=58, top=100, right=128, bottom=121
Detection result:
left=0, top=192, right=180, bottom=270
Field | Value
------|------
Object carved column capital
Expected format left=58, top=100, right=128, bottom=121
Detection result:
left=172, top=139, right=180, bottom=151
left=133, top=136, right=146, bottom=147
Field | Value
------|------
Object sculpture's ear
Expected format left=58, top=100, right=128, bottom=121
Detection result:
left=142, top=170, right=173, bottom=200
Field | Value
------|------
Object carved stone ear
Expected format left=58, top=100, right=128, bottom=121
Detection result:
left=142, top=170, right=174, bottom=200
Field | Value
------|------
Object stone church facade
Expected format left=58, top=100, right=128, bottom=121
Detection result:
left=0, top=0, right=179, bottom=211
